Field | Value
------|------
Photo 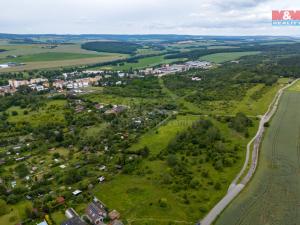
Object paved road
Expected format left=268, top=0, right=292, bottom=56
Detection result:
left=199, top=79, right=299, bottom=225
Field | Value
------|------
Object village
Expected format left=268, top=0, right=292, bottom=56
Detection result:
left=0, top=60, right=211, bottom=225
left=0, top=60, right=211, bottom=95
left=0, top=61, right=212, bottom=95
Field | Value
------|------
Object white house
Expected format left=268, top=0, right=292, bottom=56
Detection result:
left=98, top=176, right=105, bottom=183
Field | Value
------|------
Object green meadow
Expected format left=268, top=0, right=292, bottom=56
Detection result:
left=99, top=55, right=184, bottom=71
left=92, top=115, right=258, bottom=225
left=0, top=52, right=100, bottom=64
left=6, top=99, right=67, bottom=127
left=200, top=51, right=261, bottom=63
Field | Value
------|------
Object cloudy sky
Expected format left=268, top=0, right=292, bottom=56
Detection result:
left=1, top=0, right=300, bottom=35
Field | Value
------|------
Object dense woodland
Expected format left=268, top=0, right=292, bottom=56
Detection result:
left=81, top=41, right=141, bottom=54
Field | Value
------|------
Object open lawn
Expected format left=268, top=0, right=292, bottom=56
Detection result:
left=0, top=55, right=125, bottom=72
left=231, top=78, right=290, bottom=116
left=98, top=55, right=184, bottom=71
left=129, top=115, right=200, bottom=154
left=0, top=201, right=32, bottom=225
left=206, top=46, right=240, bottom=50
left=287, top=79, right=300, bottom=92
left=0, top=43, right=127, bottom=72
left=0, top=43, right=122, bottom=57
left=158, top=78, right=201, bottom=114
left=200, top=51, right=260, bottom=63
left=6, top=99, right=67, bottom=126
left=216, top=91, right=300, bottom=225
left=82, top=91, right=164, bottom=106
left=83, top=123, right=109, bottom=137
left=0, top=52, right=102, bottom=63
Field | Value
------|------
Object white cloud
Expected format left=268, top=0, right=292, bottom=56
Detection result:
left=0, top=0, right=300, bottom=35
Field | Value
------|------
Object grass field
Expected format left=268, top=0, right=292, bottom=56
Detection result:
left=0, top=52, right=102, bottom=63
left=215, top=91, right=300, bottom=225
left=231, top=78, right=290, bottom=116
left=206, top=46, right=240, bottom=50
left=129, top=115, right=200, bottom=154
left=158, top=78, right=201, bottom=114
left=0, top=55, right=125, bottom=72
left=287, top=79, right=300, bottom=91
left=0, top=43, right=127, bottom=72
left=6, top=99, right=67, bottom=126
left=0, top=43, right=120, bottom=57
left=91, top=115, right=257, bottom=225
left=98, top=55, right=184, bottom=71
left=200, top=51, right=260, bottom=63
left=0, top=201, right=32, bottom=225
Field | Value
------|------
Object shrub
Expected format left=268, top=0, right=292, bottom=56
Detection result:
left=158, top=198, right=168, bottom=208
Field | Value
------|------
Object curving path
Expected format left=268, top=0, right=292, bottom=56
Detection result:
left=199, top=79, right=299, bottom=225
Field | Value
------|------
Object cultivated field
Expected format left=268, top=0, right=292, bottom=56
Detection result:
left=0, top=55, right=125, bottom=72
left=0, top=43, right=126, bottom=71
left=215, top=90, right=300, bottom=225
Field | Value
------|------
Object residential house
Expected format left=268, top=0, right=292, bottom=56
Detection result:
left=72, top=190, right=82, bottom=196
left=56, top=196, right=65, bottom=205
left=75, top=105, right=85, bottom=113
left=108, top=210, right=120, bottom=221
left=11, top=181, right=16, bottom=188
left=98, top=176, right=105, bottom=183
left=85, top=197, right=108, bottom=225
left=0, top=85, right=16, bottom=95
left=8, top=79, right=29, bottom=88
left=83, top=70, right=104, bottom=75
left=37, top=220, right=48, bottom=225
left=53, top=80, right=65, bottom=89
left=65, top=208, right=79, bottom=219
left=191, top=77, right=202, bottom=81
left=61, top=217, right=87, bottom=225
left=0, top=159, right=5, bottom=165
left=30, top=78, right=48, bottom=84
left=110, top=220, right=124, bottom=225
left=95, top=104, right=105, bottom=110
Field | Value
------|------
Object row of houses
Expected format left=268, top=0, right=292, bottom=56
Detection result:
left=0, top=78, right=50, bottom=95
left=8, top=78, right=49, bottom=88
left=0, top=75, right=102, bottom=95
left=53, top=76, right=102, bottom=89
left=139, top=60, right=212, bottom=76
left=62, top=71, right=104, bottom=79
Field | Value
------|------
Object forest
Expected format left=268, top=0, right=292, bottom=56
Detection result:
left=81, top=41, right=141, bottom=54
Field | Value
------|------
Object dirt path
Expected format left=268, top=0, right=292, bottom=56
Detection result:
left=200, top=79, right=299, bottom=225
left=214, top=86, right=300, bottom=225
